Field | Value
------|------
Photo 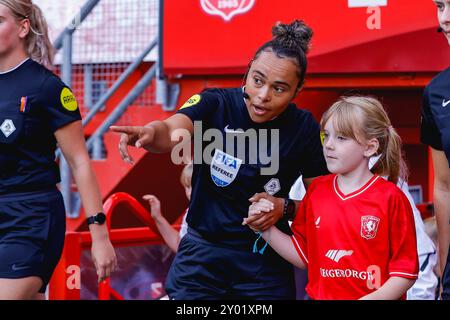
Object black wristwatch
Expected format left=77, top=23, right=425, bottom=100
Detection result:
left=86, top=212, right=107, bottom=226
left=283, top=198, right=296, bottom=220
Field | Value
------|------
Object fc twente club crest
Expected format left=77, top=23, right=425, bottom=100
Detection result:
left=361, top=215, right=380, bottom=240
left=200, top=0, right=256, bottom=22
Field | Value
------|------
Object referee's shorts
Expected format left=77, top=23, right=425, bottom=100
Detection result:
left=165, top=228, right=296, bottom=300
left=0, top=188, right=66, bottom=293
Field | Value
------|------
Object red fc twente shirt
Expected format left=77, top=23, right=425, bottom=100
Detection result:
left=291, top=174, right=419, bottom=300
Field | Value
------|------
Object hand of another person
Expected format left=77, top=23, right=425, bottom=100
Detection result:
left=143, top=194, right=163, bottom=220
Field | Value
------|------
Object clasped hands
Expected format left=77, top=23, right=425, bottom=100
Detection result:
left=243, top=192, right=284, bottom=232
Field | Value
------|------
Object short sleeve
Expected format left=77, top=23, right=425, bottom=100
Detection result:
left=388, top=190, right=419, bottom=280
left=290, top=189, right=312, bottom=266
left=297, top=112, right=329, bottom=179
left=420, top=85, right=443, bottom=150
left=40, top=75, right=82, bottom=132
left=176, top=89, right=221, bottom=123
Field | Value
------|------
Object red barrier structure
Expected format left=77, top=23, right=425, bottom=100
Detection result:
left=49, top=192, right=182, bottom=300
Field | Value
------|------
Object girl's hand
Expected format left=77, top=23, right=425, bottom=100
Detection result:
left=143, top=194, right=163, bottom=220
left=243, top=194, right=283, bottom=232
left=248, top=198, right=274, bottom=217
left=91, top=238, right=118, bottom=283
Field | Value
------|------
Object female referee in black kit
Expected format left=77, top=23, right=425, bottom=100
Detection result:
left=420, top=0, right=450, bottom=300
left=0, top=0, right=117, bottom=299
left=112, top=20, right=328, bottom=299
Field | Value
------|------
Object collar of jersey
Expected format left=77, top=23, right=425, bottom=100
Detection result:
left=333, top=174, right=380, bottom=201
left=0, top=58, right=30, bottom=75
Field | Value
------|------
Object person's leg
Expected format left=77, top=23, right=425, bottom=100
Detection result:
left=0, top=277, right=43, bottom=300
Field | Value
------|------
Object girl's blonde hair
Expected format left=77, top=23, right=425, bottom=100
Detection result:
left=320, top=96, right=407, bottom=184
left=180, top=163, right=193, bottom=188
left=0, top=0, right=54, bottom=69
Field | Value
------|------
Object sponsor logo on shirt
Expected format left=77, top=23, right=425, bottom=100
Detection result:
left=325, top=249, right=353, bottom=263
left=320, top=268, right=374, bottom=280
left=321, top=249, right=383, bottom=289
left=0, top=119, right=16, bottom=138
left=315, top=216, right=321, bottom=229
left=210, top=149, right=242, bottom=187
left=361, top=215, right=380, bottom=240
left=443, top=99, right=450, bottom=107
left=224, top=125, right=244, bottom=134
left=60, top=87, right=78, bottom=111
left=11, top=264, right=31, bottom=271
left=264, top=178, right=281, bottom=195
left=180, top=94, right=201, bottom=110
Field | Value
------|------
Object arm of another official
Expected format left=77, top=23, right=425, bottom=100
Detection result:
left=56, top=121, right=118, bottom=283
left=430, top=148, right=450, bottom=275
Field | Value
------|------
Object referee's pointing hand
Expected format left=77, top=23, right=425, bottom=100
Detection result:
left=110, top=125, right=155, bottom=164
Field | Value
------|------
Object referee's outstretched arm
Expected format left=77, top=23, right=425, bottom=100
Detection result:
left=111, top=113, right=193, bottom=163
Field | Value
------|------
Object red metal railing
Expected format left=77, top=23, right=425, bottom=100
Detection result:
left=49, top=192, right=182, bottom=300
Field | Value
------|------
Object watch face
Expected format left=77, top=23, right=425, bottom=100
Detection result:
left=95, top=213, right=106, bottom=225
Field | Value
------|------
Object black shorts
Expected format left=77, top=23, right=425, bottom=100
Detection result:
left=0, top=188, right=66, bottom=294
left=165, top=228, right=296, bottom=300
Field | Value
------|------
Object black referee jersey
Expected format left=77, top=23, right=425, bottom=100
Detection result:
left=0, top=58, right=81, bottom=194
left=421, top=67, right=450, bottom=165
left=177, top=88, right=328, bottom=247
left=0, top=58, right=81, bottom=293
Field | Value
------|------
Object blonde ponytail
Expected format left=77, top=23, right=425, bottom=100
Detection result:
left=27, top=3, right=54, bottom=68
left=0, top=0, right=54, bottom=69
left=377, top=125, right=408, bottom=184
